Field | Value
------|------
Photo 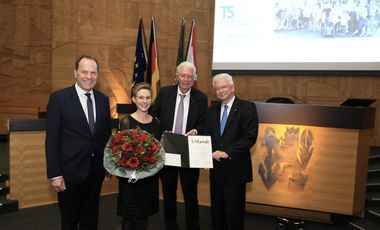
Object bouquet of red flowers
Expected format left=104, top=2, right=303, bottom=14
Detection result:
left=103, top=127, right=165, bottom=181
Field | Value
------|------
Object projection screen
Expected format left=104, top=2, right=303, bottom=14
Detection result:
left=212, top=0, right=380, bottom=74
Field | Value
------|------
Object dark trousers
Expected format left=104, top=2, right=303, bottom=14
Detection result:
left=57, top=166, right=104, bottom=230
left=160, top=166, right=200, bottom=230
left=122, top=217, right=148, bottom=230
left=210, top=177, right=246, bottom=230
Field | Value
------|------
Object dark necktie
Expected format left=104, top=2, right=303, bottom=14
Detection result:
left=174, top=94, right=186, bottom=134
left=220, top=104, right=228, bottom=135
left=85, top=93, right=95, bottom=134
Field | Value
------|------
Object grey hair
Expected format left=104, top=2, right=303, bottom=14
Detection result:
left=176, top=61, right=197, bottom=76
left=212, top=73, right=234, bottom=87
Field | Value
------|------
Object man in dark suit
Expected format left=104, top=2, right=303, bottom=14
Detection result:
left=151, top=61, right=208, bottom=230
left=207, top=73, right=258, bottom=230
left=45, top=55, right=111, bottom=230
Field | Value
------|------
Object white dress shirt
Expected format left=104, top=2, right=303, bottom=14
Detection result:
left=75, top=83, right=97, bottom=123
left=220, top=96, right=235, bottom=122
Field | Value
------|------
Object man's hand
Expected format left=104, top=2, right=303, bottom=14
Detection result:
left=104, top=172, right=112, bottom=181
left=212, top=150, right=229, bottom=161
left=50, top=177, right=66, bottom=192
left=185, top=129, right=198, bottom=136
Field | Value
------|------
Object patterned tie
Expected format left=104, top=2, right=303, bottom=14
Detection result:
left=85, top=93, right=95, bottom=134
left=174, top=94, right=186, bottom=134
left=220, top=104, right=228, bottom=135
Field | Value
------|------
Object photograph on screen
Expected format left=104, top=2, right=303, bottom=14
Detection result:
left=212, top=0, right=380, bottom=73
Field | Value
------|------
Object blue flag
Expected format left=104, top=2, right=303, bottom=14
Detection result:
left=133, top=18, right=147, bottom=84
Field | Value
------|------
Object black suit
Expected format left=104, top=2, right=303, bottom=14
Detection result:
left=151, top=85, right=208, bottom=230
left=207, top=97, right=258, bottom=230
left=45, top=85, right=111, bottom=230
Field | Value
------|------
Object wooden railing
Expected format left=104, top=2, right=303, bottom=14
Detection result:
left=0, top=107, right=40, bottom=134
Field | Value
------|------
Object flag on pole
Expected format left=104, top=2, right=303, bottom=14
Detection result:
left=176, top=18, right=186, bottom=67
left=186, top=19, right=198, bottom=87
left=146, top=16, right=160, bottom=101
left=132, top=17, right=147, bottom=84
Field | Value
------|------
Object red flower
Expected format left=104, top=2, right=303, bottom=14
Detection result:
left=120, top=130, right=127, bottom=135
left=142, top=156, right=150, bottom=162
left=150, top=141, right=160, bottom=151
left=139, top=133, right=148, bottom=142
left=131, top=128, right=139, bottom=141
left=122, top=142, right=133, bottom=152
left=133, top=128, right=139, bottom=134
left=105, top=127, right=163, bottom=174
left=135, top=145, right=145, bottom=154
left=149, top=155, right=157, bottom=164
left=122, top=152, right=133, bottom=160
left=128, top=157, right=140, bottom=169
left=114, top=133, right=122, bottom=143
left=112, top=145, right=119, bottom=152
left=145, top=150, right=153, bottom=157
left=119, top=158, right=128, bottom=167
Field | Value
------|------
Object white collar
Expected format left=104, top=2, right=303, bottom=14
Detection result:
left=176, top=86, right=191, bottom=97
left=75, top=83, right=94, bottom=96
left=222, top=96, right=235, bottom=108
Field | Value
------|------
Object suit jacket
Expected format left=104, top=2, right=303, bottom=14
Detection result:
left=207, top=97, right=258, bottom=184
left=45, top=85, right=111, bottom=183
left=151, top=85, right=208, bottom=137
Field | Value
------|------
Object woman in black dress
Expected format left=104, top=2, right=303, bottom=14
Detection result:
left=118, top=82, right=160, bottom=230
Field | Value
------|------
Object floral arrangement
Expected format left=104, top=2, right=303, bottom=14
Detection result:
left=103, top=127, right=165, bottom=181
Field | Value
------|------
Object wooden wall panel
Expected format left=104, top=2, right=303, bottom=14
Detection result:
left=8, top=131, right=56, bottom=208
left=51, top=0, right=214, bottom=117
left=0, top=0, right=52, bottom=109
left=229, top=76, right=380, bottom=145
left=0, top=0, right=52, bottom=131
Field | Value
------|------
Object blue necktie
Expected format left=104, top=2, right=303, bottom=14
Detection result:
left=220, top=104, right=228, bottom=135
left=85, top=93, right=95, bottom=134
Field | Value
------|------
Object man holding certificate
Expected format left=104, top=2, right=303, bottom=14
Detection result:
left=207, top=73, right=258, bottom=230
left=151, top=61, right=208, bottom=230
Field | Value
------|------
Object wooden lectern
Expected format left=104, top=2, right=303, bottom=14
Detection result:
left=246, top=102, right=375, bottom=222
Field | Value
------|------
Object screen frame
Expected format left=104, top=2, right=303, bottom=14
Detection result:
left=211, top=0, right=380, bottom=76
left=211, top=69, right=380, bottom=76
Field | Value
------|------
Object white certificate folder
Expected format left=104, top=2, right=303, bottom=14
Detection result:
left=162, top=132, right=213, bottom=168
